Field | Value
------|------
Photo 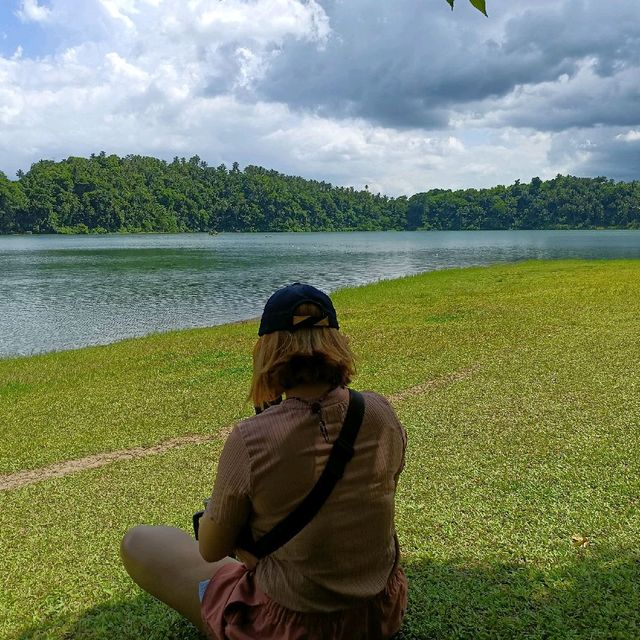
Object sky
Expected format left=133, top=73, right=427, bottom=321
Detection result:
left=0, top=0, right=639, bottom=196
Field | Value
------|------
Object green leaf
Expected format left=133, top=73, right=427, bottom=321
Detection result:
left=469, top=0, right=488, bottom=16
left=445, top=0, right=488, bottom=15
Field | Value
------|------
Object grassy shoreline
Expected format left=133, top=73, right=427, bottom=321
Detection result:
left=3, top=260, right=640, bottom=639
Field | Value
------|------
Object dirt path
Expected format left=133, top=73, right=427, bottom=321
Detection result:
left=0, top=365, right=478, bottom=491
left=387, top=364, right=479, bottom=403
left=0, top=433, right=225, bottom=492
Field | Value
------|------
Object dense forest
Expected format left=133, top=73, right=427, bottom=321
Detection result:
left=0, top=153, right=638, bottom=233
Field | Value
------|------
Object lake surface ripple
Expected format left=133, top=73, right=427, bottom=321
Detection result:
left=1, top=230, right=639, bottom=358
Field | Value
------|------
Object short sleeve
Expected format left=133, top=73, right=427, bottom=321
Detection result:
left=372, top=392, right=407, bottom=483
left=204, top=426, right=251, bottom=531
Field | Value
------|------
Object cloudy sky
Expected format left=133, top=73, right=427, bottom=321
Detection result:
left=0, top=0, right=638, bottom=195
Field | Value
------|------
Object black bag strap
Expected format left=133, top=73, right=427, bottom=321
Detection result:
left=239, top=388, right=365, bottom=559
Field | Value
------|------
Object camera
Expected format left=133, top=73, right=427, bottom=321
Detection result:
left=192, top=499, right=209, bottom=540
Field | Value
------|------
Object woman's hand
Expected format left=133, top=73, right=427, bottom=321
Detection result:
left=235, top=547, right=258, bottom=570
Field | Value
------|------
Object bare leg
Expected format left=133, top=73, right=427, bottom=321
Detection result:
left=120, top=525, right=239, bottom=634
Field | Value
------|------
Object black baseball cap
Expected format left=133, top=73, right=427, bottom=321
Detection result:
left=258, top=283, right=339, bottom=336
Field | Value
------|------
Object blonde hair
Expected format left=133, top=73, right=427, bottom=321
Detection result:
left=250, top=303, right=356, bottom=410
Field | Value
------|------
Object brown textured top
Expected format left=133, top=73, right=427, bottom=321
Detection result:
left=204, top=386, right=407, bottom=612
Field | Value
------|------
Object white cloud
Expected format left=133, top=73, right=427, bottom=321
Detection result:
left=457, top=58, right=640, bottom=132
left=234, top=47, right=269, bottom=89
left=549, top=126, right=640, bottom=181
left=188, top=0, right=330, bottom=45
left=617, top=130, right=640, bottom=142
left=98, top=0, right=137, bottom=29
left=16, top=0, right=52, bottom=23
left=105, top=52, right=150, bottom=84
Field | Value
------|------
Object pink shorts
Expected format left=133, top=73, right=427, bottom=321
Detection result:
left=200, top=563, right=408, bottom=640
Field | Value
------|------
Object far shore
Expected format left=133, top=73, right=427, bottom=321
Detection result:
left=3, top=227, right=640, bottom=237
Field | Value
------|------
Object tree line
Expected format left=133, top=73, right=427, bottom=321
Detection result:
left=0, top=153, right=638, bottom=234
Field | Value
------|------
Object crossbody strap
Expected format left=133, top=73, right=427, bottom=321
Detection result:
left=238, top=389, right=365, bottom=559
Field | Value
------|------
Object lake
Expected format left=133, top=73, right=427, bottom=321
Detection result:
left=1, top=230, right=640, bottom=358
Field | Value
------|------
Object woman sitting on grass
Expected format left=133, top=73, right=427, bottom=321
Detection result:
left=120, top=283, right=408, bottom=639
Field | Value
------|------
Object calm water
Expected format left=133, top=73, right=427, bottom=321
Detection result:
left=1, top=230, right=639, bottom=358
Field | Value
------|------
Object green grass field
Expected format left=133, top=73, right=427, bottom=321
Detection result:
left=2, top=260, right=640, bottom=639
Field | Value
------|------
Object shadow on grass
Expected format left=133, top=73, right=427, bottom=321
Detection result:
left=397, top=546, right=640, bottom=639
left=15, top=594, right=203, bottom=640
left=16, top=547, right=640, bottom=640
